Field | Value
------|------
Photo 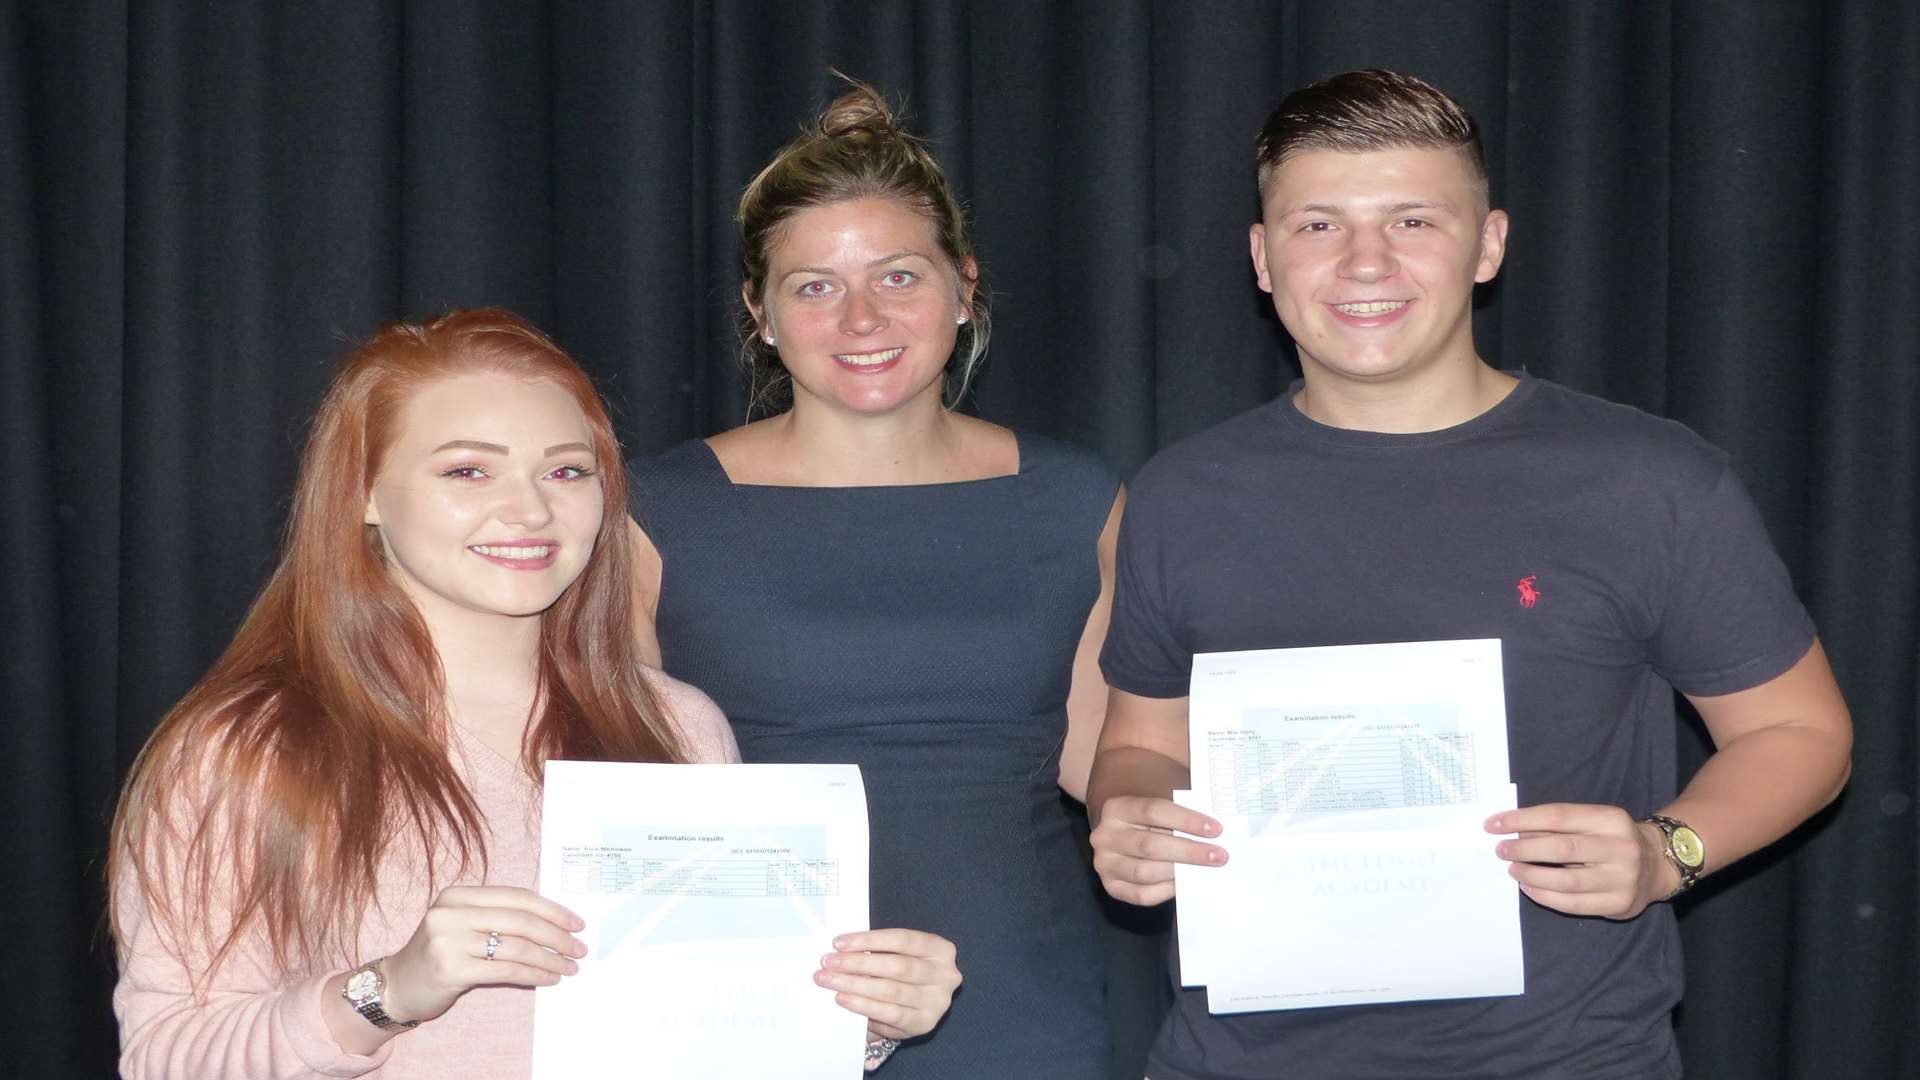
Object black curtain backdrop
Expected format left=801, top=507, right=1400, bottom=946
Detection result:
left=6, top=3, right=1916, bottom=1078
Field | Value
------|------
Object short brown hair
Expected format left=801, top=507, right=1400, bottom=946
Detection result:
left=1256, top=69, right=1489, bottom=210
left=736, top=78, right=988, bottom=417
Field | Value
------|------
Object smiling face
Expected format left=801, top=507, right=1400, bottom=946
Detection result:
left=1250, top=145, right=1508, bottom=389
left=749, top=196, right=975, bottom=418
left=363, top=371, right=604, bottom=632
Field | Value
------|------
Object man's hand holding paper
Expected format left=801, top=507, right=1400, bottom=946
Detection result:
left=1088, top=794, right=1225, bottom=906
left=1490, top=802, right=1679, bottom=920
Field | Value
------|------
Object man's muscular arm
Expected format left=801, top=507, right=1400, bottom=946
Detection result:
left=1491, top=640, right=1852, bottom=919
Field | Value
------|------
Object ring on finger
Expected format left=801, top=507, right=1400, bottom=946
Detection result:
left=483, top=929, right=502, bottom=961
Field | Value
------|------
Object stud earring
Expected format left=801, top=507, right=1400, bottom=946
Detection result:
left=956, top=314, right=969, bottom=326
left=764, top=334, right=776, bottom=346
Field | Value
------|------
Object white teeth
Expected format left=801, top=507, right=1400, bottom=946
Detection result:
left=1335, top=300, right=1409, bottom=315
left=837, top=347, right=904, bottom=366
left=472, top=544, right=553, bottom=560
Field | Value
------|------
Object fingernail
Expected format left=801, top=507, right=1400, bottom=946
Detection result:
left=1495, top=841, right=1511, bottom=857
left=822, top=954, right=842, bottom=970
left=1207, top=849, right=1225, bottom=865
left=814, top=969, right=834, bottom=987
left=833, top=935, right=850, bottom=949
left=565, top=959, right=579, bottom=974
left=1486, top=816, right=1504, bottom=831
left=1203, top=821, right=1220, bottom=836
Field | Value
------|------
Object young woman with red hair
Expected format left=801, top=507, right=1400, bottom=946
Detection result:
left=109, top=308, right=960, bottom=1078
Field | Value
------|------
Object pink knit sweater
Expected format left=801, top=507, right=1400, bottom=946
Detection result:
left=114, top=672, right=740, bottom=1080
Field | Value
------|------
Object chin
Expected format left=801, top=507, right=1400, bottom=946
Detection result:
left=472, top=591, right=569, bottom=619
left=836, top=394, right=917, bottom=415
left=1309, top=360, right=1401, bottom=383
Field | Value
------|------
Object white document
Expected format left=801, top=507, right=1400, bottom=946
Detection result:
left=533, top=762, right=870, bottom=1080
left=1176, top=639, right=1524, bottom=1012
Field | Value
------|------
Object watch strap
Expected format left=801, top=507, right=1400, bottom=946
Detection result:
left=354, top=997, right=417, bottom=1033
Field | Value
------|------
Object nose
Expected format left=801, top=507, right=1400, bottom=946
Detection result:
left=1337, top=226, right=1399, bottom=283
left=497, top=474, right=555, bottom=529
left=840, top=289, right=886, bottom=336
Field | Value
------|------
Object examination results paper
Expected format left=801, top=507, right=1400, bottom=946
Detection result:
left=532, top=762, right=870, bottom=1080
left=1174, top=639, right=1525, bottom=1013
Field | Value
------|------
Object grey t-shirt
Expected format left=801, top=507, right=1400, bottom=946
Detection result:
left=1101, top=374, right=1815, bottom=1080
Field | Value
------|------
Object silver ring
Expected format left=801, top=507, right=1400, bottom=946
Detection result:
left=483, top=930, right=501, bottom=961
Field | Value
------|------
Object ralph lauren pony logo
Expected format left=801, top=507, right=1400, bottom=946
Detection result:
left=1516, top=575, right=1541, bottom=609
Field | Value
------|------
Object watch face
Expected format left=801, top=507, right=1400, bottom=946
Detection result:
left=1670, top=826, right=1706, bottom=868
left=345, top=968, right=381, bottom=1003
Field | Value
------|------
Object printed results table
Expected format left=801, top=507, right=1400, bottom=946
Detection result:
left=560, top=852, right=841, bottom=897
left=1206, top=729, right=1477, bottom=815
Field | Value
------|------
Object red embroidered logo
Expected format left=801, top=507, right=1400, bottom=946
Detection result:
left=1516, top=575, right=1541, bottom=608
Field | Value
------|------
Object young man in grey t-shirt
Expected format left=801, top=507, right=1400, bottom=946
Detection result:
left=1088, top=70, right=1853, bottom=1079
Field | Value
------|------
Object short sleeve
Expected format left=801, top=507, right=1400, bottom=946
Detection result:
left=1651, top=464, right=1816, bottom=696
left=1099, top=463, right=1195, bottom=699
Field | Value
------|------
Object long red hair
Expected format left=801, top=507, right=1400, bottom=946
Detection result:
left=109, top=308, right=684, bottom=985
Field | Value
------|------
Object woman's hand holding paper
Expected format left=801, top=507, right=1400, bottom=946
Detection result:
left=816, top=928, right=962, bottom=1041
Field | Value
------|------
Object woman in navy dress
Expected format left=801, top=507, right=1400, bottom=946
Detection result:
left=627, top=83, right=1122, bottom=1077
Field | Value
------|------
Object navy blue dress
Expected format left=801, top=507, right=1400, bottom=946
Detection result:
left=630, top=431, right=1118, bottom=1078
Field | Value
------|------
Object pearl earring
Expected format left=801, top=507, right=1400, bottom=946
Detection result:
left=956, top=314, right=969, bottom=325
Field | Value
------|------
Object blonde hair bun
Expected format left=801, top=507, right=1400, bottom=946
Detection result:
left=817, top=83, right=901, bottom=139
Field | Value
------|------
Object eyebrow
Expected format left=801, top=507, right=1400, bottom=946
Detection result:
left=1283, top=200, right=1457, bottom=218
left=429, top=439, right=595, bottom=457
left=433, top=439, right=509, bottom=454
left=776, top=250, right=937, bottom=282
left=866, top=249, right=932, bottom=267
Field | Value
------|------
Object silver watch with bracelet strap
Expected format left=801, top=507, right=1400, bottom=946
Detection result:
left=341, top=957, right=419, bottom=1033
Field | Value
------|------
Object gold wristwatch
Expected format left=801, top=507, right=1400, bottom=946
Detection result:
left=1643, top=814, right=1706, bottom=900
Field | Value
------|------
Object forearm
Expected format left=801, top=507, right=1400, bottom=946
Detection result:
left=118, top=971, right=390, bottom=1080
left=1087, top=745, right=1190, bottom=827
left=1663, top=720, right=1852, bottom=879
left=1662, top=640, right=1855, bottom=883
left=114, top=881, right=393, bottom=1080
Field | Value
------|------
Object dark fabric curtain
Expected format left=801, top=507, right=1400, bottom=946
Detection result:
left=6, top=3, right=1915, bottom=1077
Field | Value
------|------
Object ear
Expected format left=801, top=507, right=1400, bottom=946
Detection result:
left=1249, top=223, right=1275, bottom=294
left=1474, top=209, right=1510, bottom=284
left=743, top=283, right=770, bottom=343
left=955, top=255, right=980, bottom=310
